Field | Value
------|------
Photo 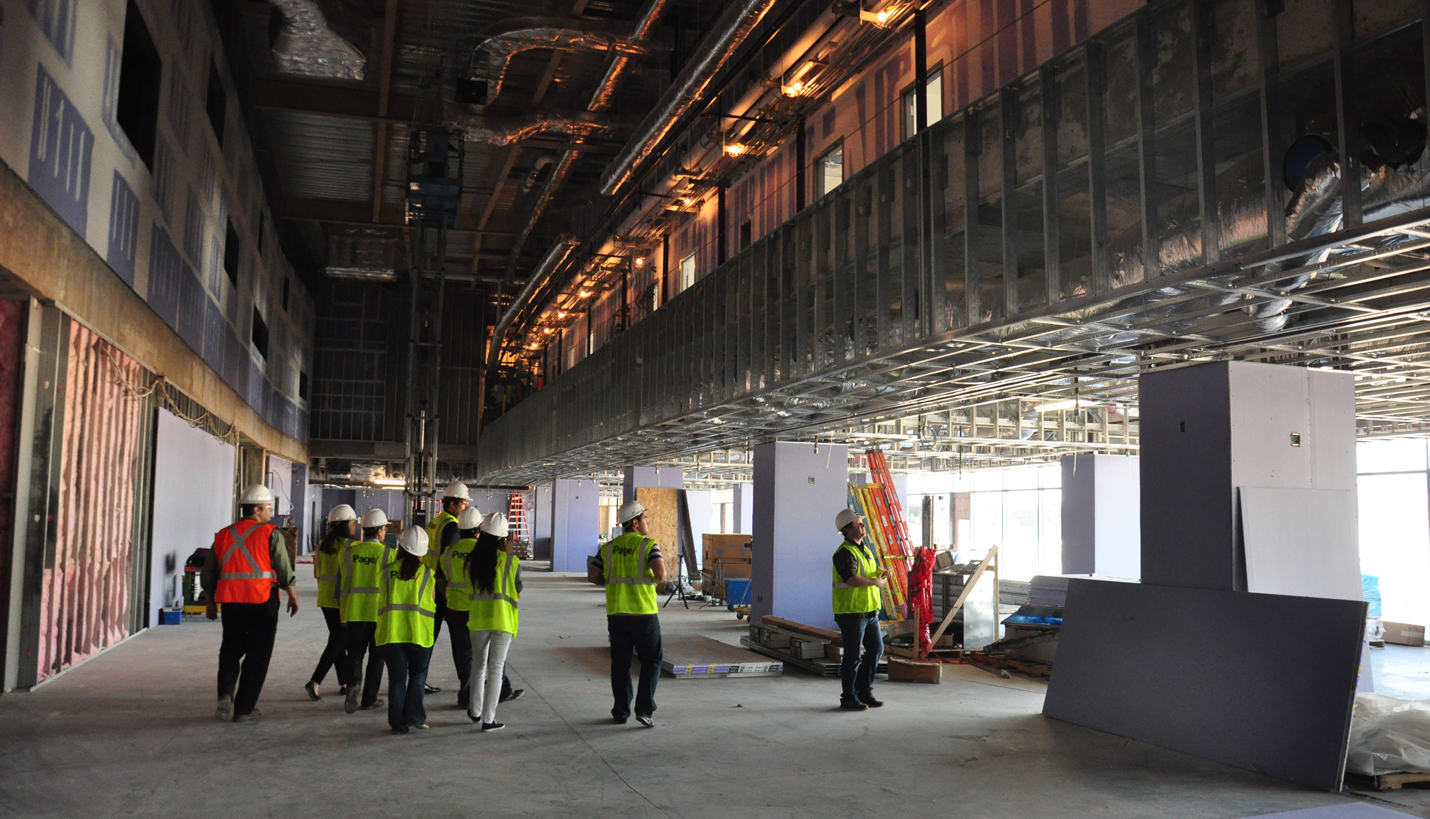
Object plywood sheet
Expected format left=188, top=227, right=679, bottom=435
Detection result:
left=636, top=487, right=679, bottom=566
left=1044, top=579, right=1365, bottom=792
left=1240, top=487, right=1361, bottom=601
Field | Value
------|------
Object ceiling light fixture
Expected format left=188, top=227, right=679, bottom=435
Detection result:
left=635, top=257, right=645, bottom=267
left=1034, top=399, right=1080, bottom=413
left=723, top=142, right=748, bottom=156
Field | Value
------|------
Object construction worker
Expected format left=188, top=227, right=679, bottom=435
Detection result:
left=466, top=513, right=521, bottom=731
left=306, top=504, right=357, bottom=701
left=832, top=508, right=887, bottom=711
left=377, top=526, right=438, bottom=734
left=592, top=500, right=666, bottom=727
left=340, top=508, right=390, bottom=715
left=438, top=507, right=483, bottom=709
left=422, top=479, right=471, bottom=697
left=201, top=484, right=298, bottom=723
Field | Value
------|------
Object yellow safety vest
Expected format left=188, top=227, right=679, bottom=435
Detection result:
left=601, top=532, right=659, bottom=616
left=339, top=539, right=387, bottom=624
left=441, top=537, right=476, bottom=611
left=832, top=540, right=881, bottom=615
left=425, top=511, right=458, bottom=560
left=467, top=550, right=519, bottom=636
left=376, top=558, right=437, bottom=647
left=314, top=536, right=349, bottom=609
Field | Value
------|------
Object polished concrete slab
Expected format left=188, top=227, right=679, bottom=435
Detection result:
left=0, top=572, right=1415, bottom=818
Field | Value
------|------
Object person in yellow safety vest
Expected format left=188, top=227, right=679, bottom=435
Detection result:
left=438, top=507, right=481, bottom=709
left=466, top=513, right=522, bottom=731
left=306, top=504, right=357, bottom=701
left=200, top=484, right=298, bottom=723
left=592, top=500, right=667, bottom=727
left=377, top=526, right=438, bottom=734
left=340, top=508, right=390, bottom=715
left=831, top=508, right=889, bottom=712
left=422, top=479, right=470, bottom=699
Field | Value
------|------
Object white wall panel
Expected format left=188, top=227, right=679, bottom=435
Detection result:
left=149, top=408, right=233, bottom=625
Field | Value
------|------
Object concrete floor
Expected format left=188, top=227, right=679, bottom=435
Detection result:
left=0, top=572, right=1420, bottom=818
left=1371, top=644, right=1430, bottom=701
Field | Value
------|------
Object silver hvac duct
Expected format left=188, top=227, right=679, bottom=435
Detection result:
left=465, top=18, right=664, bottom=112
left=449, top=111, right=629, bottom=146
left=269, top=0, right=366, bottom=80
left=600, top=0, right=780, bottom=195
left=483, top=234, right=580, bottom=382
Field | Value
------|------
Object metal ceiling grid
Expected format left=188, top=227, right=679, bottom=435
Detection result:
left=264, top=110, right=376, bottom=202
left=476, top=0, right=1430, bottom=486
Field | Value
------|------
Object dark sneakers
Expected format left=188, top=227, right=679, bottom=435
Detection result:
left=304, top=681, right=321, bottom=701
left=859, top=697, right=884, bottom=708
left=424, top=684, right=441, bottom=694
left=481, top=722, right=505, bottom=731
left=635, top=715, right=655, bottom=727
left=840, top=698, right=868, bottom=711
left=360, top=698, right=386, bottom=711
left=499, top=688, right=525, bottom=703
left=216, top=695, right=234, bottom=722
left=344, top=686, right=361, bottom=714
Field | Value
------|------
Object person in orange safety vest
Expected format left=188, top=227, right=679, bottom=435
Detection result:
left=201, top=484, right=298, bottom=723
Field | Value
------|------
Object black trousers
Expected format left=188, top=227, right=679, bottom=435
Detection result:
left=343, top=621, right=385, bottom=707
left=442, top=607, right=473, bottom=706
left=381, top=643, right=433, bottom=732
left=217, top=588, right=279, bottom=717
left=835, top=612, right=883, bottom=701
left=608, top=614, right=661, bottom=720
left=310, top=606, right=349, bottom=687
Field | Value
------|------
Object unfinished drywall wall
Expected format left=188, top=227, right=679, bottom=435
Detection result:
left=1062, top=454, right=1140, bottom=578
left=751, top=441, right=849, bottom=630
left=552, top=478, right=598, bottom=572
left=149, top=408, right=234, bottom=626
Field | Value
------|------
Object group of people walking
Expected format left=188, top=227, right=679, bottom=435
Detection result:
left=200, top=480, right=887, bottom=732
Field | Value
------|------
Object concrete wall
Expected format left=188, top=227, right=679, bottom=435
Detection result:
left=1062, top=454, right=1140, bottom=578
left=552, top=479, right=599, bottom=572
left=751, top=442, right=849, bottom=630
left=149, top=408, right=234, bottom=624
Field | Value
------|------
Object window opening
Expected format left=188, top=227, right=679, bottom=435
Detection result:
left=115, top=1, right=162, bottom=169
left=902, top=66, right=944, bottom=140
left=816, top=143, right=844, bottom=198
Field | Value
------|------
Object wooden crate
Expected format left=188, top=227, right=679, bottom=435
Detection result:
left=888, top=657, right=942, bottom=684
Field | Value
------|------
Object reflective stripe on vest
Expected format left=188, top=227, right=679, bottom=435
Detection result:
left=441, top=539, right=475, bottom=610
left=601, top=533, right=659, bottom=615
left=831, top=541, right=881, bottom=615
left=376, top=559, right=437, bottom=647
left=378, top=564, right=436, bottom=618
left=213, top=520, right=277, bottom=604
left=467, top=550, right=519, bottom=635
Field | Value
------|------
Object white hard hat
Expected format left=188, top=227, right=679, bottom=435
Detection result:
left=397, top=525, right=429, bottom=557
left=835, top=508, right=863, bottom=532
left=441, top=480, right=471, bottom=501
left=327, top=504, right=357, bottom=523
left=480, top=512, right=510, bottom=539
left=617, top=500, right=645, bottom=525
left=457, top=508, right=485, bottom=530
left=360, top=508, right=389, bottom=528
left=240, top=484, right=274, bottom=505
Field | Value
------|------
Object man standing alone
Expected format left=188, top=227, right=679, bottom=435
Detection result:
left=593, top=501, right=666, bottom=727
left=831, top=508, right=886, bottom=712
left=202, top=484, right=298, bottom=723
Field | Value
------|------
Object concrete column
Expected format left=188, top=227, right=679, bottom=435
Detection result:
left=1140, top=361, right=1356, bottom=592
left=751, top=441, right=849, bottom=630
left=532, top=483, right=554, bottom=561
left=621, top=466, right=683, bottom=504
left=552, top=478, right=600, bottom=572
left=733, top=483, right=753, bottom=534
left=1061, top=454, right=1140, bottom=578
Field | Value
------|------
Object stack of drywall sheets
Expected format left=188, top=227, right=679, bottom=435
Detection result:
left=1029, top=576, right=1072, bottom=607
left=659, top=634, right=783, bottom=680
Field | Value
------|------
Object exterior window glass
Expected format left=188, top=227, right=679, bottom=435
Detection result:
left=679, top=252, right=696, bottom=292
left=902, top=66, right=944, bottom=139
left=816, top=143, right=843, bottom=198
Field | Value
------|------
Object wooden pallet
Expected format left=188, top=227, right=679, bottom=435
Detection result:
left=1348, top=771, right=1430, bottom=791
left=969, top=651, right=1052, bottom=678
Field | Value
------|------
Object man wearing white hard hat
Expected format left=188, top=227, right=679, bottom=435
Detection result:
left=339, top=508, right=391, bottom=715
left=831, top=508, right=888, bottom=712
left=200, top=483, right=297, bottom=723
left=591, top=500, right=667, bottom=727
left=305, top=504, right=358, bottom=701
left=422, top=479, right=471, bottom=698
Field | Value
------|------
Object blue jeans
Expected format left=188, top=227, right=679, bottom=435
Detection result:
left=834, top=612, right=883, bottom=702
left=380, top=643, right=433, bottom=732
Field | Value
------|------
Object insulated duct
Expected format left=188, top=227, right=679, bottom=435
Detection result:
left=484, top=235, right=580, bottom=382
left=269, top=0, right=366, bottom=80
left=600, top=0, right=780, bottom=195
left=449, top=111, right=629, bottom=146
left=464, top=19, right=665, bottom=112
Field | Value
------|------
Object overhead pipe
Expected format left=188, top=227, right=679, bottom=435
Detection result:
left=269, top=0, right=367, bottom=80
left=483, top=234, right=580, bottom=388
left=449, top=110, right=630, bottom=145
left=600, top=0, right=781, bottom=196
left=465, top=18, right=665, bottom=112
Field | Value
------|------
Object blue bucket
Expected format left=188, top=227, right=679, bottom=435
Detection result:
left=726, top=578, right=752, bottom=610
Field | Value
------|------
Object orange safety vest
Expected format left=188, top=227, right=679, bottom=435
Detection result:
left=212, top=519, right=278, bottom=604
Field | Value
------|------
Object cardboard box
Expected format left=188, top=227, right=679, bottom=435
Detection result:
left=888, top=657, right=942, bottom=684
left=1383, top=622, right=1425, bottom=646
left=703, top=534, right=752, bottom=575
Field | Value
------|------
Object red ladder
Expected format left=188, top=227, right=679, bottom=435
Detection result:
left=507, top=494, right=529, bottom=543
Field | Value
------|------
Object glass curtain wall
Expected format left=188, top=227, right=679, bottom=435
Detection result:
left=908, top=464, right=1062, bottom=581
left=1357, top=439, right=1430, bottom=627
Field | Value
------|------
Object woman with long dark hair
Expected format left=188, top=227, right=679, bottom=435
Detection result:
left=376, top=526, right=437, bottom=733
left=467, top=513, right=521, bottom=731
left=306, top=504, right=356, bottom=700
